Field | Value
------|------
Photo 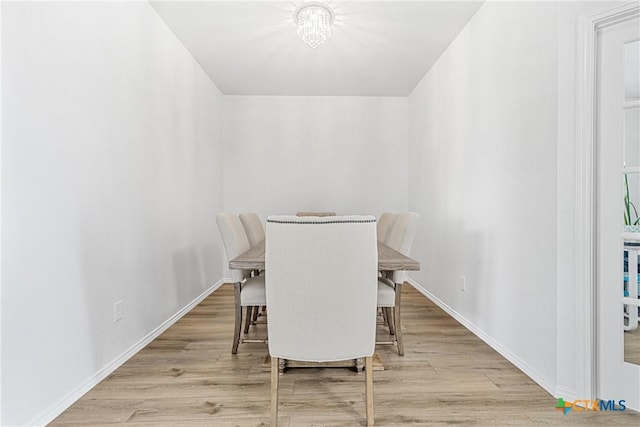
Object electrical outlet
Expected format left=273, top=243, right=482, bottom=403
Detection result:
left=459, top=276, right=466, bottom=292
left=114, top=300, right=123, bottom=322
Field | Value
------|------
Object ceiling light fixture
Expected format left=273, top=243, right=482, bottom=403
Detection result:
left=294, top=2, right=334, bottom=48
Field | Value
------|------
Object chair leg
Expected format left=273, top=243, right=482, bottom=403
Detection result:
left=244, top=306, right=253, bottom=333
left=232, top=283, right=242, bottom=354
left=394, top=282, right=404, bottom=356
left=384, top=307, right=396, bottom=335
left=365, top=356, right=374, bottom=426
left=252, top=305, right=260, bottom=323
left=271, top=356, right=279, bottom=426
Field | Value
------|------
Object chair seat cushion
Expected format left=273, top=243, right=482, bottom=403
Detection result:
left=241, top=276, right=266, bottom=306
left=377, top=278, right=396, bottom=307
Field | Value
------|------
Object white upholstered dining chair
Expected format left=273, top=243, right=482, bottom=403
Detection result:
left=377, top=212, right=419, bottom=356
left=377, top=212, right=397, bottom=243
left=239, top=212, right=267, bottom=326
left=239, top=212, right=265, bottom=248
left=216, top=212, right=267, bottom=354
left=266, top=215, right=378, bottom=427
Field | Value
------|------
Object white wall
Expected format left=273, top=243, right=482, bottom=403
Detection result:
left=408, top=1, right=559, bottom=392
left=223, top=96, right=408, bottom=219
left=1, top=2, right=224, bottom=425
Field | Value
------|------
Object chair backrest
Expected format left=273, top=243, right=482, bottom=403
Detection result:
left=216, top=213, right=251, bottom=283
left=377, top=212, right=397, bottom=243
left=384, top=212, right=419, bottom=283
left=265, top=215, right=378, bottom=362
left=239, top=213, right=265, bottom=247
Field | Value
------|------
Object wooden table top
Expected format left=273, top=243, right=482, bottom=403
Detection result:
left=229, top=241, right=420, bottom=272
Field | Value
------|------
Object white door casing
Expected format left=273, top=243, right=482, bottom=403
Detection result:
left=596, top=9, right=640, bottom=410
left=576, top=2, right=640, bottom=408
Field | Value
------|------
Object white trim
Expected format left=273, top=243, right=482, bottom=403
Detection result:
left=0, top=3, right=4, bottom=418
left=554, top=386, right=582, bottom=404
left=623, top=166, right=640, bottom=174
left=575, top=6, right=597, bottom=398
left=623, top=100, right=640, bottom=109
left=407, top=279, right=557, bottom=397
left=30, top=279, right=226, bottom=427
left=576, top=1, right=640, bottom=401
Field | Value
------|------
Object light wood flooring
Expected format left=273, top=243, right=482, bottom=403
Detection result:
left=52, top=284, right=640, bottom=426
left=625, top=325, right=640, bottom=365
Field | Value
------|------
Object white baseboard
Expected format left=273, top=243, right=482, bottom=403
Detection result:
left=407, top=278, right=558, bottom=398
left=31, top=279, right=226, bottom=427
left=554, top=386, right=580, bottom=403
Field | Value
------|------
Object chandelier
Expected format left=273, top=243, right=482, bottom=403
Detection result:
left=294, top=2, right=334, bottom=48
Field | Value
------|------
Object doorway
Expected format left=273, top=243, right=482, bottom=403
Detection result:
left=595, top=6, right=640, bottom=411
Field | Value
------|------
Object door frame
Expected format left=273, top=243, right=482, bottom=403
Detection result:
left=576, top=1, right=640, bottom=400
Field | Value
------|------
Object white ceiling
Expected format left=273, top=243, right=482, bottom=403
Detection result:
left=150, top=1, right=484, bottom=96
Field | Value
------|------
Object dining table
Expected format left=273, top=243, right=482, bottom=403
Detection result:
left=229, top=239, right=420, bottom=373
left=230, top=240, right=420, bottom=273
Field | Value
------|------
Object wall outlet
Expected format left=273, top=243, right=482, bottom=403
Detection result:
left=459, top=276, right=466, bottom=292
left=114, top=300, right=123, bottom=322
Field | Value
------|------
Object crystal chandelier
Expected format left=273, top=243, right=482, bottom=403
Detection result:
left=294, top=2, right=334, bottom=48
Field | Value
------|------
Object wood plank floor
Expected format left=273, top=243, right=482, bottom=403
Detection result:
left=625, top=325, right=640, bottom=365
left=51, top=284, right=640, bottom=426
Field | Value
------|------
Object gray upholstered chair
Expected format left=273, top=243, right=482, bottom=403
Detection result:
left=266, top=215, right=378, bottom=426
left=377, top=212, right=419, bottom=356
left=215, top=212, right=267, bottom=354
left=239, top=212, right=265, bottom=248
